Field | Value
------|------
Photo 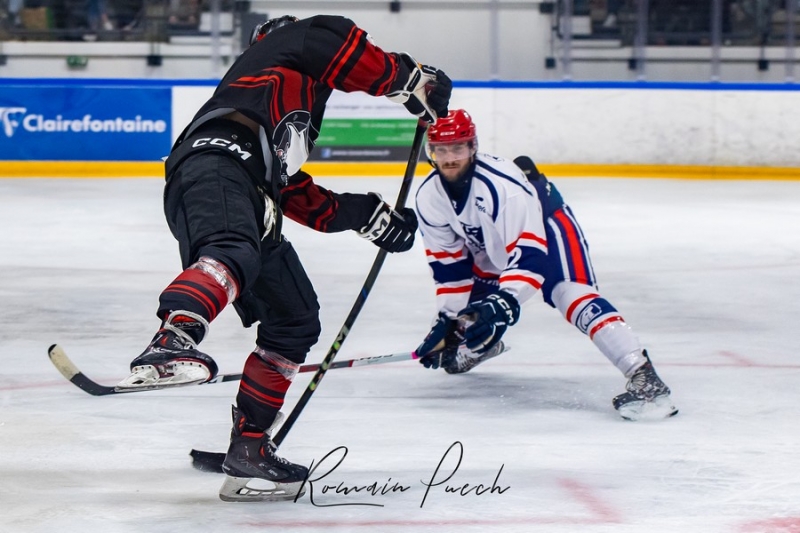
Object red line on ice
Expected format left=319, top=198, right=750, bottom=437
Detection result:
left=739, top=516, right=800, bottom=532
left=717, top=350, right=757, bottom=366
left=558, top=477, right=623, bottom=523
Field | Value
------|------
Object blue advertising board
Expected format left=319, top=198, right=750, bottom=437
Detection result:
left=0, top=84, right=171, bottom=161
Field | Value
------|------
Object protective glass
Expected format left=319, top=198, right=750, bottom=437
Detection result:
left=426, top=142, right=474, bottom=163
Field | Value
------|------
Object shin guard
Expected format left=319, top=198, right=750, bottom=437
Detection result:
left=552, top=281, right=645, bottom=376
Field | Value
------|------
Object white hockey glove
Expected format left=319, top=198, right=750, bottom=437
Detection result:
left=387, top=53, right=452, bottom=124
left=358, top=193, right=418, bottom=253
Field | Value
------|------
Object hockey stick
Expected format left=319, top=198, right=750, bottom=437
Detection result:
left=272, top=120, right=428, bottom=446
left=188, top=121, right=428, bottom=473
left=189, top=343, right=512, bottom=473
left=47, top=343, right=419, bottom=397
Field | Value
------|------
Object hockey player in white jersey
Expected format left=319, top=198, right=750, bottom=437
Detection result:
left=414, top=109, right=677, bottom=421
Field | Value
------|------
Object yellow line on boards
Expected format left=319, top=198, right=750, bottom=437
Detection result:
left=1, top=161, right=799, bottom=180
left=0, top=161, right=165, bottom=178
left=542, top=164, right=800, bottom=180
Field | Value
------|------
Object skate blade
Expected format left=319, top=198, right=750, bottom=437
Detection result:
left=219, top=475, right=306, bottom=503
left=115, top=363, right=210, bottom=391
left=617, top=394, right=679, bottom=421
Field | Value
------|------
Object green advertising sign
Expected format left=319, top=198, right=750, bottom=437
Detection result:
left=311, top=118, right=418, bottom=161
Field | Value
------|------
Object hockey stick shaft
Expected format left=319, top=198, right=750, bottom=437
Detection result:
left=299, top=350, right=417, bottom=373
left=272, top=120, right=428, bottom=447
left=190, top=343, right=511, bottom=474
left=47, top=344, right=418, bottom=396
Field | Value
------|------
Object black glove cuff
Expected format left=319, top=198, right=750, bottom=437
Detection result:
left=491, top=290, right=521, bottom=326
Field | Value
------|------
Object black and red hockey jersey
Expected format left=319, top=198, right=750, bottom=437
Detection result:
left=176, top=14, right=414, bottom=234
left=185, top=15, right=411, bottom=181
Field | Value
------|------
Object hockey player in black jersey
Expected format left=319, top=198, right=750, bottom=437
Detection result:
left=116, top=14, right=451, bottom=502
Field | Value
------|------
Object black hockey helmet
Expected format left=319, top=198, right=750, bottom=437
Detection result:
left=249, top=15, right=299, bottom=46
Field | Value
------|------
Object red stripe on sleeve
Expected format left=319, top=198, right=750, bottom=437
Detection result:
left=436, top=285, right=472, bottom=295
left=321, top=26, right=360, bottom=85
left=520, top=231, right=547, bottom=246
left=472, top=265, right=498, bottom=279
left=499, top=274, right=542, bottom=289
left=375, top=54, right=399, bottom=94
left=426, top=249, right=464, bottom=260
left=505, top=232, right=546, bottom=253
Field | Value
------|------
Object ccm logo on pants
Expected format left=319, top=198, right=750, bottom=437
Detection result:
left=192, top=137, right=252, bottom=160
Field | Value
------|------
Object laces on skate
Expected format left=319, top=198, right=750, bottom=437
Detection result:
left=613, top=351, right=678, bottom=421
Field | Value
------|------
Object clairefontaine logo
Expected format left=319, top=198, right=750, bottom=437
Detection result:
left=1, top=107, right=26, bottom=137
left=0, top=107, right=167, bottom=138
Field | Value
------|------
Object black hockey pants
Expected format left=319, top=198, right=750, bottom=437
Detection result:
left=163, top=151, right=321, bottom=363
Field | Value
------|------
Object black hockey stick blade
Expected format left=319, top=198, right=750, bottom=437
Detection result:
left=47, top=344, right=243, bottom=396
left=48, top=344, right=120, bottom=396
left=190, top=449, right=227, bottom=473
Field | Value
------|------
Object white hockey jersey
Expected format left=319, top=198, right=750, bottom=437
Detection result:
left=415, top=153, right=549, bottom=317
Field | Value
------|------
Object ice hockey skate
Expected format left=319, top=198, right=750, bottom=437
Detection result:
left=219, top=407, right=308, bottom=502
left=443, top=341, right=507, bottom=374
left=116, top=311, right=219, bottom=391
left=613, top=351, right=678, bottom=421
left=425, top=341, right=508, bottom=374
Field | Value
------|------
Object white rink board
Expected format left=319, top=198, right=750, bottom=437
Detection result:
left=171, top=85, right=800, bottom=167
left=444, top=87, right=800, bottom=167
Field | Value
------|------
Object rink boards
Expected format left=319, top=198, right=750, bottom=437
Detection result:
left=2, top=79, right=800, bottom=179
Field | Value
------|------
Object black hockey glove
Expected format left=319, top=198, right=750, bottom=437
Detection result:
left=387, top=53, right=452, bottom=123
left=459, top=291, right=520, bottom=355
left=416, top=312, right=462, bottom=369
left=425, top=68, right=452, bottom=120
left=358, top=193, right=418, bottom=253
left=513, top=155, right=543, bottom=182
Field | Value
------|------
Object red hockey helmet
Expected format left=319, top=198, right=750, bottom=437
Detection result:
left=428, top=109, right=477, bottom=144
left=426, top=109, right=478, bottom=163
left=249, top=15, right=299, bottom=46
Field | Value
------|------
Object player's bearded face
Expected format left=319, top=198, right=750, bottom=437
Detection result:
left=430, top=142, right=472, bottom=182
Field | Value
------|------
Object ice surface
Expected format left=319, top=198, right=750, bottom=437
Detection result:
left=1, top=176, right=799, bottom=533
